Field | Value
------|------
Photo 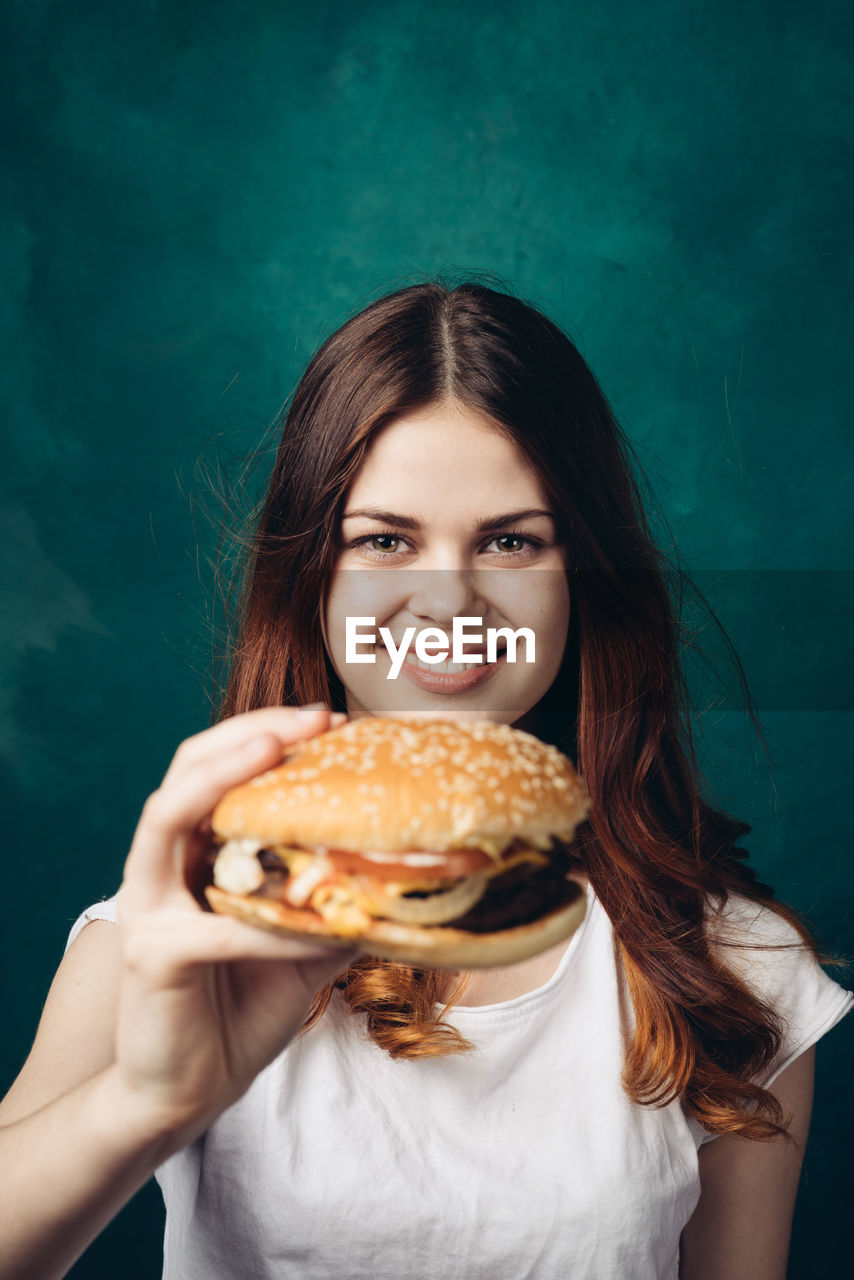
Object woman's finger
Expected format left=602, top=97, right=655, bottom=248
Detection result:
left=121, top=906, right=358, bottom=984
left=160, top=704, right=336, bottom=788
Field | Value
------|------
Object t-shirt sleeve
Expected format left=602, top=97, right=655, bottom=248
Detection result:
left=64, top=891, right=121, bottom=952
left=694, top=893, right=853, bottom=1145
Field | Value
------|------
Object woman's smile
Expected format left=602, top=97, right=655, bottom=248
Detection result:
left=398, top=644, right=506, bottom=692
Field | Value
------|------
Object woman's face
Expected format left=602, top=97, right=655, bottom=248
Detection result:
left=324, top=400, right=570, bottom=727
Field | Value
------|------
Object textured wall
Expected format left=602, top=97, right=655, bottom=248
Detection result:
left=2, top=1, right=851, bottom=1275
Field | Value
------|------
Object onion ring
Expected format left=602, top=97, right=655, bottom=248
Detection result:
left=349, top=873, right=489, bottom=925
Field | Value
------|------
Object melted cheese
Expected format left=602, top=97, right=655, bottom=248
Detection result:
left=310, top=885, right=372, bottom=936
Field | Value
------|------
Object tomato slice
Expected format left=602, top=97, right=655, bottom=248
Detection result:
left=326, top=847, right=493, bottom=882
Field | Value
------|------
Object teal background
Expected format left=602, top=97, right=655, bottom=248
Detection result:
left=1, top=1, right=851, bottom=1275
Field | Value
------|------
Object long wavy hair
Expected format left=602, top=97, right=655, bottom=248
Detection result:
left=211, top=277, right=818, bottom=1140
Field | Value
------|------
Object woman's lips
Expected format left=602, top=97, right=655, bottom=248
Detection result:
left=396, top=648, right=506, bottom=694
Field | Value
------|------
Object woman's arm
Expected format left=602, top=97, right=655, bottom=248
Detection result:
left=0, top=921, right=194, bottom=1280
left=0, top=705, right=356, bottom=1280
left=679, top=1047, right=815, bottom=1280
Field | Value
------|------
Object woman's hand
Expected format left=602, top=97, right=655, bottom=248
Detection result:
left=114, top=703, right=356, bottom=1139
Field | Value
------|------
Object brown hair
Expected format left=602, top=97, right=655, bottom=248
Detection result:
left=211, top=276, right=819, bottom=1139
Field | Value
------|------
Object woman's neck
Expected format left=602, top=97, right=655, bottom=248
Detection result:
left=440, top=874, right=589, bottom=1007
left=440, top=935, right=574, bottom=1008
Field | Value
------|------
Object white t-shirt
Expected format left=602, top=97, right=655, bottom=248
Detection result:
left=68, top=887, right=852, bottom=1280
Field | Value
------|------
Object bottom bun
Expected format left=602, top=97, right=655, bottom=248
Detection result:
left=204, top=880, right=588, bottom=970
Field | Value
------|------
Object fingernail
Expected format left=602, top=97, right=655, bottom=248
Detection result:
left=297, top=702, right=328, bottom=716
left=330, top=713, right=348, bottom=726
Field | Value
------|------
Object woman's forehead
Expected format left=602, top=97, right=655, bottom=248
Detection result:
left=345, top=404, right=550, bottom=516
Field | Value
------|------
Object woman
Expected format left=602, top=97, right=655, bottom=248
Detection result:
left=0, top=280, right=850, bottom=1280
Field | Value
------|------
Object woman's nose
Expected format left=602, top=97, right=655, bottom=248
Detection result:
left=406, top=569, right=486, bottom=626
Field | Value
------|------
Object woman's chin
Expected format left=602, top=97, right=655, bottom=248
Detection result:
left=344, top=692, right=539, bottom=727
left=389, top=706, right=515, bottom=724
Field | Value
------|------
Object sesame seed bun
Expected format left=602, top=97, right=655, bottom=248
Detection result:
left=205, top=716, right=591, bottom=969
left=210, top=716, right=589, bottom=852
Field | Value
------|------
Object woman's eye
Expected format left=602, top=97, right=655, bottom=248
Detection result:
left=487, top=532, right=541, bottom=556
left=494, top=534, right=525, bottom=552
left=369, top=534, right=402, bottom=553
left=348, top=532, right=409, bottom=559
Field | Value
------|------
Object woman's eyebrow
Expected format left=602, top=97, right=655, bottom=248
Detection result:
left=341, top=508, right=421, bottom=529
left=340, top=507, right=554, bottom=531
left=473, top=509, right=555, bottom=532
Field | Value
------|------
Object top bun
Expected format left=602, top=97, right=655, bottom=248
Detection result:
left=211, top=716, right=590, bottom=853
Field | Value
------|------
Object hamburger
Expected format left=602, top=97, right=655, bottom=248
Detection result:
left=205, top=716, right=590, bottom=969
